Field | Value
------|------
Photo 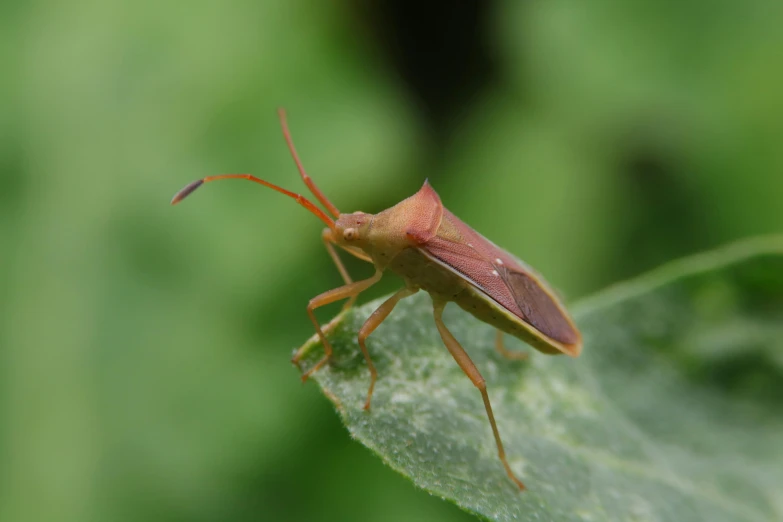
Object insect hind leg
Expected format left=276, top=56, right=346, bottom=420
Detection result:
left=433, top=301, right=525, bottom=491
left=495, top=330, right=529, bottom=361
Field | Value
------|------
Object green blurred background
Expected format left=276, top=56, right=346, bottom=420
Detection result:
left=1, top=1, right=782, bottom=521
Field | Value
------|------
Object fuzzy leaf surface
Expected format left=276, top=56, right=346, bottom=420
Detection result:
left=297, top=237, right=783, bottom=521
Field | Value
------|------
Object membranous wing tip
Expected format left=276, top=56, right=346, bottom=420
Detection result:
left=504, top=269, right=580, bottom=347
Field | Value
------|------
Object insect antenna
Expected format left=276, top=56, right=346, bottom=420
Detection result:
left=277, top=108, right=341, bottom=219
left=170, top=173, right=336, bottom=230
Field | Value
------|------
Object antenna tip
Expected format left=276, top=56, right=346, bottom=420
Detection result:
left=171, top=179, right=204, bottom=205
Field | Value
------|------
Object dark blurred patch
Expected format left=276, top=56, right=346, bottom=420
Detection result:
left=732, top=256, right=783, bottom=307
left=350, top=0, right=500, bottom=145
left=658, top=258, right=783, bottom=414
left=687, top=349, right=783, bottom=414
left=613, top=118, right=713, bottom=278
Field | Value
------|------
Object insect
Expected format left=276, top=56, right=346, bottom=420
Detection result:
left=171, top=109, right=582, bottom=490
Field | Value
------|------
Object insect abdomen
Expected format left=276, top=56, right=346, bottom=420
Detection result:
left=454, top=286, right=561, bottom=355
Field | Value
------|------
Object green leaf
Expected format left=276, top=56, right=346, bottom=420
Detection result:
left=296, top=236, right=783, bottom=521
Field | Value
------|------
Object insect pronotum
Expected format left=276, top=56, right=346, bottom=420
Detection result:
left=171, top=109, right=583, bottom=491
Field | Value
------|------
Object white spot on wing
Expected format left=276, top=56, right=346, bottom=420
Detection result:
left=491, top=270, right=499, bottom=276
left=495, top=258, right=504, bottom=265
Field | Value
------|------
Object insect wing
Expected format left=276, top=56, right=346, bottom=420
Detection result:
left=500, top=267, right=579, bottom=346
left=421, top=209, right=581, bottom=355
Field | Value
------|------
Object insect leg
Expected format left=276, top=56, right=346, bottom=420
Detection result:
left=358, top=286, right=419, bottom=411
left=433, top=301, right=525, bottom=491
left=293, top=229, right=375, bottom=369
left=321, top=228, right=360, bottom=315
left=295, top=269, right=383, bottom=381
left=323, top=228, right=353, bottom=283
left=495, top=330, right=529, bottom=361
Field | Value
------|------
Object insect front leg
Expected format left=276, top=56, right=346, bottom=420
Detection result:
left=321, top=228, right=358, bottom=313
left=433, top=301, right=525, bottom=491
left=293, top=229, right=367, bottom=369
left=323, top=228, right=353, bottom=285
left=495, top=330, right=529, bottom=361
left=357, top=286, right=419, bottom=411
left=294, top=269, right=383, bottom=381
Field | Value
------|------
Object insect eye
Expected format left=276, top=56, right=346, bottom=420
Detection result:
left=343, top=228, right=358, bottom=241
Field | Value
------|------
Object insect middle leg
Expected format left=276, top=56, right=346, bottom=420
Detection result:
left=495, top=330, right=529, bottom=361
left=358, top=286, right=419, bottom=411
left=295, top=269, right=383, bottom=381
left=433, top=301, right=525, bottom=490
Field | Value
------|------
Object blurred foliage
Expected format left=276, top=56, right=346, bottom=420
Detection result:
left=300, top=237, right=783, bottom=521
left=0, top=1, right=781, bottom=521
